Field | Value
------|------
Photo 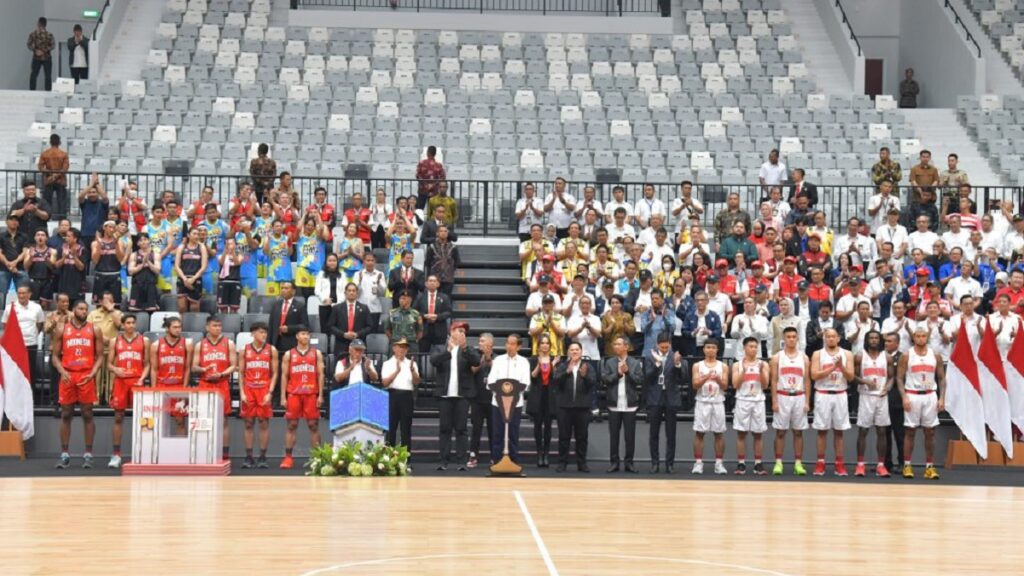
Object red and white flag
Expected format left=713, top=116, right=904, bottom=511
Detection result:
left=978, top=321, right=1013, bottom=458
left=1004, top=318, right=1024, bottom=434
left=945, top=320, right=987, bottom=459
left=0, top=306, right=35, bottom=440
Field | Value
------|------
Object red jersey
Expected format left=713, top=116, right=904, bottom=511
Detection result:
left=243, top=344, right=273, bottom=388
left=118, top=197, right=148, bottom=231
left=190, top=200, right=209, bottom=228
left=775, top=273, right=804, bottom=300
left=61, top=321, right=96, bottom=372
left=306, top=203, right=336, bottom=240
left=344, top=207, right=372, bottom=244
left=113, top=334, right=146, bottom=378
left=156, top=337, right=188, bottom=386
left=197, top=337, right=231, bottom=385
left=286, top=346, right=318, bottom=394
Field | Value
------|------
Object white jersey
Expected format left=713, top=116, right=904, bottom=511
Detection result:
left=814, top=349, right=849, bottom=392
left=858, top=351, right=889, bottom=397
left=736, top=359, right=766, bottom=402
left=696, top=360, right=726, bottom=404
left=775, top=350, right=806, bottom=393
left=906, top=348, right=937, bottom=392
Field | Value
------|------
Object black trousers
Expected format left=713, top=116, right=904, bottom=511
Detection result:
left=71, top=67, right=88, bottom=83
left=438, top=396, right=470, bottom=465
left=531, top=386, right=555, bottom=458
left=490, top=406, right=521, bottom=463
left=885, top=393, right=905, bottom=468
left=387, top=389, right=415, bottom=450
left=44, top=184, right=69, bottom=219
left=469, top=400, right=491, bottom=459
left=648, top=405, right=678, bottom=465
left=607, top=410, right=637, bottom=465
left=558, top=407, right=590, bottom=467
left=93, top=273, right=122, bottom=304
left=30, top=58, right=52, bottom=91
left=371, top=227, right=387, bottom=250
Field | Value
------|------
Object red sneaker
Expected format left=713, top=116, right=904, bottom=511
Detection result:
left=875, top=464, right=891, bottom=478
left=834, top=461, right=849, bottom=477
left=812, top=461, right=827, bottom=476
left=279, top=455, right=294, bottom=469
left=854, top=463, right=866, bottom=477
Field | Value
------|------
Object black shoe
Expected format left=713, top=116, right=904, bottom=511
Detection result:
left=624, top=463, right=638, bottom=474
left=555, top=464, right=567, bottom=473
left=606, top=463, right=620, bottom=473
left=241, top=457, right=255, bottom=469
left=256, top=456, right=269, bottom=469
left=578, top=464, right=591, bottom=473
left=753, top=462, right=767, bottom=476
left=457, top=465, right=467, bottom=472
left=436, top=464, right=448, bottom=471
left=650, top=463, right=660, bottom=474
left=665, top=464, right=674, bottom=474
left=735, top=462, right=747, bottom=476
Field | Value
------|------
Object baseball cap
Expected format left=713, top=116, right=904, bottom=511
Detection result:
left=798, top=280, right=810, bottom=290
left=538, top=274, right=552, bottom=284
left=996, top=271, right=1009, bottom=282
left=783, top=256, right=797, bottom=264
left=707, top=273, right=720, bottom=283
left=916, top=268, right=930, bottom=277
left=846, top=278, right=859, bottom=286
left=754, top=284, right=767, bottom=294
left=541, top=253, right=555, bottom=262
left=751, top=260, right=763, bottom=269
left=715, top=258, right=729, bottom=268
left=450, top=321, right=470, bottom=332
left=393, top=338, right=410, bottom=347
left=542, top=294, right=555, bottom=304
left=349, top=339, right=366, bottom=349
left=639, top=269, right=653, bottom=281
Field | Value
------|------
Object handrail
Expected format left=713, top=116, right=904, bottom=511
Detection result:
left=833, top=0, right=862, bottom=57
left=93, top=0, right=112, bottom=39
left=293, top=0, right=662, bottom=16
left=945, top=0, right=982, bottom=58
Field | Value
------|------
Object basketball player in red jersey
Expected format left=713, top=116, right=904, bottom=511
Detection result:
left=192, top=315, right=237, bottom=462
left=51, top=300, right=104, bottom=469
left=106, top=314, right=149, bottom=468
left=238, top=322, right=278, bottom=469
left=280, top=326, right=324, bottom=469
left=151, top=316, right=193, bottom=432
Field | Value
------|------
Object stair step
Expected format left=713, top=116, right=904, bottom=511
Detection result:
left=457, top=245, right=520, bottom=261
left=451, top=283, right=526, bottom=300
left=452, top=300, right=526, bottom=317
left=455, top=267, right=523, bottom=285
left=466, top=318, right=529, bottom=336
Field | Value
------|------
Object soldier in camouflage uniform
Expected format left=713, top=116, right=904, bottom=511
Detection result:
left=249, top=143, right=277, bottom=204
left=385, top=289, right=423, bottom=354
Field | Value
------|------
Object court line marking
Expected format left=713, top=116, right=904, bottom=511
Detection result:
left=514, top=490, right=559, bottom=576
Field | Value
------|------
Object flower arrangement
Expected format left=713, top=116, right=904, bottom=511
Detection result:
left=305, top=440, right=411, bottom=477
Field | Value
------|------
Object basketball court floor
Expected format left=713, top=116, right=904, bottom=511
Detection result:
left=1, top=476, right=1021, bottom=575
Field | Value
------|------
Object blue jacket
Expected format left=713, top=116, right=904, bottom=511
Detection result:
left=677, top=308, right=723, bottom=356
left=903, top=263, right=936, bottom=286
left=639, top=307, right=676, bottom=357
left=791, top=297, right=818, bottom=319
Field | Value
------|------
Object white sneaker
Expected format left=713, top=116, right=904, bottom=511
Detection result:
left=107, top=455, right=122, bottom=469
left=691, top=460, right=704, bottom=475
left=714, top=461, right=728, bottom=475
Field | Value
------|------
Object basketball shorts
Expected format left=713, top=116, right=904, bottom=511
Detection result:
left=199, top=381, right=233, bottom=415
left=857, top=394, right=891, bottom=428
left=295, top=267, right=315, bottom=289
left=110, top=377, right=142, bottom=411
left=813, top=391, right=851, bottom=431
left=772, top=394, right=808, bottom=431
left=693, top=401, right=726, bottom=433
left=285, top=393, right=319, bottom=420
left=157, top=256, right=175, bottom=292
left=218, top=280, right=242, bottom=308
left=733, top=399, right=767, bottom=433
left=240, top=386, right=272, bottom=419
left=93, top=273, right=122, bottom=303
left=59, top=370, right=97, bottom=406
left=904, top=391, right=939, bottom=428
left=177, top=277, right=203, bottom=303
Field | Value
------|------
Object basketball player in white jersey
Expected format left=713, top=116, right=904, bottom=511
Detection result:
left=852, top=330, right=893, bottom=477
left=809, top=328, right=855, bottom=476
left=691, top=340, right=729, bottom=475
left=770, top=326, right=810, bottom=476
left=896, top=326, right=945, bottom=480
left=731, top=337, right=769, bottom=475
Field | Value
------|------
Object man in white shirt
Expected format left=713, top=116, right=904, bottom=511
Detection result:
left=867, top=181, right=902, bottom=234
left=353, top=253, right=387, bottom=329
left=604, top=185, right=634, bottom=225
left=705, top=275, right=735, bottom=328
left=640, top=226, right=674, bottom=265
left=636, top=213, right=669, bottom=249
left=334, top=338, right=378, bottom=387
left=381, top=338, right=421, bottom=448
left=11, top=283, right=45, bottom=383
left=543, top=177, right=576, bottom=240
left=835, top=279, right=871, bottom=334
left=1002, top=214, right=1024, bottom=260
left=606, top=207, right=636, bottom=246
left=758, top=149, right=787, bottom=188
left=944, top=260, right=983, bottom=308
left=845, top=301, right=879, bottom=355
left=431, top=322, right=481, bottom=471
left=525, top=275, right=562, bottom=316
left=874, top=208, right=908, bottom=260
left=881, top=300, right=914, bottom=353
left=633, top=183, right=667, bottom=229
left=766, top=186, right=791, bottom=223
left=729, top=296, right=770, bottom=359
left=514, top=183, right=545, bottom=241
left=566, top=295, right=602, bottom=360
left=669, top=180, right=703, bottom=235
left=831, top=217, right=876, bottom=268
left=907, top=214, right=939, bottom=256
left=486, top=333, right=532, bottom=465
left=573, top=185, right=604, bottom=224
left=941, top=214, right=970, bottom=253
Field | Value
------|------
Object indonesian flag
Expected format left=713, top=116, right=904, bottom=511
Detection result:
left=945, top=321, right=987, bottom=459
left=1004, top=318, right=1024, bottom=434
left=978, top=321, right=1013, bottom=458
left=0, top=306, right=35, bottom=440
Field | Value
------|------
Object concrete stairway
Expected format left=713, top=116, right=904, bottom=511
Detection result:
left=0, top=90, right=49, bottom=169
left=901, top=108, right=1004, bottom=186
left=99, top=0, right=166, bottom=82
left=779, top=0, right=854, bottom=96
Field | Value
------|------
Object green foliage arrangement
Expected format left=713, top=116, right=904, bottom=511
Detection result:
left=305, top=440, right=411, bottom=477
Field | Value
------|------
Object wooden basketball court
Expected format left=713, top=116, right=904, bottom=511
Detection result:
left=1, top=476, right=1021, bottom=575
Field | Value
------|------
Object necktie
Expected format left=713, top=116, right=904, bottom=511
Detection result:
left=348, top=303, right=355, bottom=332
left=280, top=300, right=289, bottom=327
left=429, top=292, right=436, bottom=315
left=404, top=268, right=410, bottom=284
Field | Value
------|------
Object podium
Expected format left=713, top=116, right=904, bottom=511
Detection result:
left=330, top=382, right=389, bottom=448
left=122, top=386, right=230, bottom=476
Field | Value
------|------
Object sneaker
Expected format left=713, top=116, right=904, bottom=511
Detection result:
left=875, top=464, right=891, bottom=478
left=280, top=455, right=294, bottom=469
left=107, top=455, right=122, bottom=469
left=793, top=460, right=807, bottom=476
left=241, top=457, right=255, bottom=469
left=713, top=461, right=728, bottom=475
left=691, top=460, right=704, bottom=475
left=834, top=461, right=849, bottom=477
left=772, top=460, right=784, bottom=476
left=902, top=464, right=914, bottom=479
left=467, top=453, right=478, bottom=469
left=854, top=463, right=866, bottom=477
left=256, top=456, right=269, bottom=469
left=753, top=462, right=767, bottom=476
left=734, top=462, right=747, bottom=475
left=82, top=454, right=94, bottom=469
left=55, top=453, right=71, bottom=469
left=812, top=461, right=827, bottom=476
left=923, top=466, right=940, bottom=480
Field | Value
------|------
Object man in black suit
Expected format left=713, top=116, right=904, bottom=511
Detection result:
left=553, top=341, right=597, bottom=473
left=268, top=281, right=309, bottom=353
left=419, top=203, right=459, bottom=246
left=414, top=275, right=451, bottom=352
left=327, top=281, right=372, bottom=357
left=386, top=249, right=424, bottom=307
left=430, top=322, right=481, bottom=471
left=601, top=336, right=644, bottom=473
left=644, top=333, right=687, bottom=474
left=788, top=168, right=818, bottom=208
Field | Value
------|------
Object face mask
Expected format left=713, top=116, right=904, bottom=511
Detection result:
left=662, top=263, right=672, bottom=272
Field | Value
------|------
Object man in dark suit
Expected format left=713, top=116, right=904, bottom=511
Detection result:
left=601, top=335, right=644, bottom=473
left=644, top=333, right=687, bottom=474
left=268, top=280, right=309, bottom=353
left=414, top=275, right=451, bottom=352
left=430, top=322, right=481, bottom=470
left=553, top=341, right=597, bottom=473
left=386, top=249, right=424, bottom=307
left=327, top=281, right=372, bottom=357
left=788, top=168, right=818, bottom=208
left=419, top=203, right=459, bottom=246
left=468, top=332, right=496, bottom=468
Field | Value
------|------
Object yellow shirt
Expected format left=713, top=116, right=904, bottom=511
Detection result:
left=530, top=312, right=565, bottom=355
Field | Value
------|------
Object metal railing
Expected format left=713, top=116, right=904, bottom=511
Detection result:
left=56, top=0, right=110, bottom=80
left=294, top=0, right=664, bottom=15
left=833, top=0, right=862, bottom=57
left=944, top=0, right=982, bottom=58
left=5, top=169, right=1022, bottom=236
